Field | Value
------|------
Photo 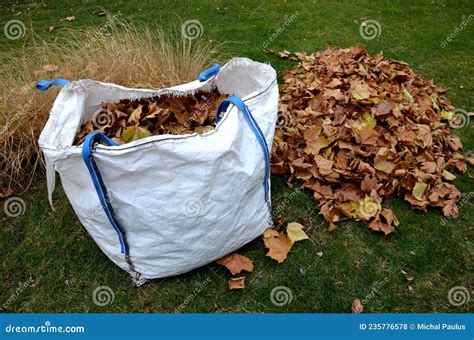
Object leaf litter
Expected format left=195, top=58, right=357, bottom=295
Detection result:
left=271, top=45, right=471, bottom=234
left=74, top=89, right=228, bottom=145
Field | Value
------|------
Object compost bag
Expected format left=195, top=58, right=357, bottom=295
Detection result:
left=38, top=58, right=278, bottom=285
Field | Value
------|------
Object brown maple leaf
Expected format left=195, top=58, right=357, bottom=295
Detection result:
left=263, top=232, right=292, bottom=263
left=216, top=253, right=254, bottom=275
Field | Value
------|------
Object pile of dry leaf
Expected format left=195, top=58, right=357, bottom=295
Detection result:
left=271, top=45, right=472, bottom=234
left=74, top=89, right=227, bottom=145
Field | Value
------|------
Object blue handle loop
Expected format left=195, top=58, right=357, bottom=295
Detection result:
left=216, top=96, right=271, bottom=203
left=81, top=131, right=128, bottom=255
left=198, top=64, right=220, bottom=82
left=36, top=78, right=70, bottom=91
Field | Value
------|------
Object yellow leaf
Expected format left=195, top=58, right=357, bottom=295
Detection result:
left=358, top=195, right=381, bottom=220
left=340, top=201, right=360, bottom=218
left=442, top=170, right=457, bottom=181
left=128, top=105, right=143, bottom=124
left=122, top=125, right=152, bottom=142
left=412, top=181, right=428, bottom=201
left=286, top=222, right=309, bottom=245
left=440, top=110, right=454, bottom=121
left=404, top=89, right=414, bottom=103
left=363, top=112, right=376, bottom=129
left=194, top=125, right=215, bottom=134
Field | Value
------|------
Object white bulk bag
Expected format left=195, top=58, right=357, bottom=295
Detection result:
left=38, top=58, right=278, bottom=285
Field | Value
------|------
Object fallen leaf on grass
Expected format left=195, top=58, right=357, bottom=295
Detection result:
left=264, top=232, right=292, bottom=263
left=442, top=170, right=456, bottom=181
left=351, top=298, right=363, bottom=313
left=286, top=222, right=309, bottom=244
left=229, top=277, right=245, bottom=290
left=216, top=253, right=253, bottom=275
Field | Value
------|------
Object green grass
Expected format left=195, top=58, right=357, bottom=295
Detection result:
left=1, top=0, right=473, bottom=313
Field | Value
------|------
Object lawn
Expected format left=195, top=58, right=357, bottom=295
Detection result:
left=1, top=0, right=473, bottom=313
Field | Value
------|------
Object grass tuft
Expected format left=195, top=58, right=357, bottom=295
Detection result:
left=0, top=16, right=219, bottom=192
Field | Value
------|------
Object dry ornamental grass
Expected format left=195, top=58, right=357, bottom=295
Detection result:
left=0, top=17, right=219, bottom=192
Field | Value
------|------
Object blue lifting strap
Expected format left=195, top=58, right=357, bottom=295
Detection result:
left=198, top=64, right=220, bottom=82
left=216, top=96, right=271, bottom=204
left=36, top=78, right=70, bottom=91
